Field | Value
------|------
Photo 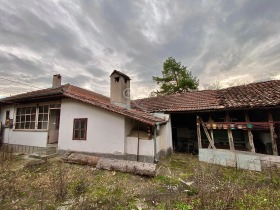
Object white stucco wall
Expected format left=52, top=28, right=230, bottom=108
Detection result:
left=58, top=98, right=125, bottom=154
left=154, top=113, right=173, bottom=151
left=0, top=105, right=48, bottom=147
left=126, top=137, right=159, bottom=156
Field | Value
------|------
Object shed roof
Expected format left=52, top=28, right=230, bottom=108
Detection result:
left=132, top=80, right=280, bottom=112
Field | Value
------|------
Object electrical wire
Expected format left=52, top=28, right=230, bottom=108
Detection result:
left=0, top=77, right=41, bottom=89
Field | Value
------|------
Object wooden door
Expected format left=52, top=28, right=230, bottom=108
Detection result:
left=48, top=109, right=60, bottom=144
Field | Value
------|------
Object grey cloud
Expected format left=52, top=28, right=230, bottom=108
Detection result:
left=1, top=0, right=280, bottom=98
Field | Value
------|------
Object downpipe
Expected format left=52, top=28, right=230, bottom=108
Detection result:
left=154, top=123, right=160, bottom=163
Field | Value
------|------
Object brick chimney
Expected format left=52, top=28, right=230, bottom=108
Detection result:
left=52, top=74, right=61, bottom=88
left=110, top=70, right=131, bottom=109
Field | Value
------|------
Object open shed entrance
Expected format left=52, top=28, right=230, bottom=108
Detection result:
left=171, top=113, right=197, bottom=153
left=171, top=109, right=280, bottom=156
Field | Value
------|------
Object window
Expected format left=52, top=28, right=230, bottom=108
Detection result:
left=15, top=105, right=52, bottom=130
left=15, top=107, right=36, bottom=129
left=38, top=105, right=49, bottom=129
left=73, top=118, right=87, bottom=140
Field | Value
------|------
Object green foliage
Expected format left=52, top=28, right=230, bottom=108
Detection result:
left=1, top=154, right=280, bottom=209
left=69, top=179, right=87, bottom=196
left=152, top=57, right=199, bottom=95
left=175, top=202, right=193, bottom=210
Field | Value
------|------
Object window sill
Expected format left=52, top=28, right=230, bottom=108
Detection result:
left=13, top=129, right=48, bottom=132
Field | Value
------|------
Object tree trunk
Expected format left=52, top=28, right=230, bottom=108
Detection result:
left=63, top=153, right=157, bottom=177
left=96, top=158, right=157, bottom=177
left=63, top=153, right=100, bottom=166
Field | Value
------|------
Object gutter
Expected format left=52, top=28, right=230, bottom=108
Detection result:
left=153, top=122, right=160, bottom=163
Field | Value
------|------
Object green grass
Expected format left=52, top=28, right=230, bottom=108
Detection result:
left=0, top=153, right=280, bottom=209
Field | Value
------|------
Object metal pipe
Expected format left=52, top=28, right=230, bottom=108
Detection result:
left=137, top=125, right=140, bottom=161
left=154, top=123, right=160, bottom=163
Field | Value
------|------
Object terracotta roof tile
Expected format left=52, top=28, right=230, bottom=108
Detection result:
left=132, top=90, right=223, bottom=112
left=0, top=84, right=68, bottom=103
left=219, top=80, right=280, bottom=109
left=62, top=85, right=165, bottom=125
left=0, top=84, right=166, bottom=126
left=133, top=80, right=280, bottom=112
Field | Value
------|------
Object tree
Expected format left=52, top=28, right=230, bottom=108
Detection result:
left=152, top=57, right=199, bottom=96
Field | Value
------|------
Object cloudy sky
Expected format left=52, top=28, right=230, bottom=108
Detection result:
left=0, top=0, right=280, bottom=99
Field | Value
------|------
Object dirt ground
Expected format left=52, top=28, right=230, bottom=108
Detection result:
left=0, top=153, right=280, bottom=210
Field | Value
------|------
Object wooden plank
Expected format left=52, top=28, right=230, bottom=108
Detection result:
left=208, top=115, right=214, bottom=149
left=245, top=112, right=255, bottom=153
left=225, top=112, right=235, bottom=150
left=196, top=115, right=202, bottom=149
left=200, top=118, right=216, bottom=149
left=268, top=112, right=278, bottom=156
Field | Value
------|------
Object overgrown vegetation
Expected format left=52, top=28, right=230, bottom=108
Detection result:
left=0, top=151, right=279, bottom=209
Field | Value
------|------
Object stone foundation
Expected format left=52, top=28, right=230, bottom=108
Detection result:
left=0, top=143, right=45, bottom=154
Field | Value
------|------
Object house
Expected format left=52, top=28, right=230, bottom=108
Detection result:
left=133, top=80, right=280, bottom=170
left=0, top=71, right=172, bottom=163
left=1, top=71, right=280, bottom=169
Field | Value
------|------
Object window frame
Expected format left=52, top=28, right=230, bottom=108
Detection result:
left=72, top=118, right=88, bottom=140
left=14, top=104, right=55, bottom=130
left=15, top=106, right=37, bottom=130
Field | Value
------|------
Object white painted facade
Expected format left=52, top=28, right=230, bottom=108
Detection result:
left=58, top=98, right=126, bottom=154
left=0, top=98, right=172, bottom=160
left=0, top=105, right=48, bottom=147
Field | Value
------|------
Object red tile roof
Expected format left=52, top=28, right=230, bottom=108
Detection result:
left=219, top=80, right=280, bottom=109
left=132, top=90, right=222, bottom=112
left=0, top=85, right=67, bottom=102
left=0, top=84, right=166, bottom=126
left=133, top=80, right=280, bottom=112
left=62, top=85, right=165, bottom=125
left=1, top=80, right=279, bottom=122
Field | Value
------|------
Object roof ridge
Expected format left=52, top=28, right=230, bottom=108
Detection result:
left=218, top=79, right=280, bottom=91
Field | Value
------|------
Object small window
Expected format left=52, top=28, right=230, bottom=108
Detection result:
left=73, top=118, right=87, bottom=140
left=115, top=77, right=120, bottom=82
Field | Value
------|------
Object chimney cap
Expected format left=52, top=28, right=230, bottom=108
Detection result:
left=110, top=70, right=131, bottom=80
left=52, top=74, right=62, bottom=88
left=53, top=74, right=61, bottom=78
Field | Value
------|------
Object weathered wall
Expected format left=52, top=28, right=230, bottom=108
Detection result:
left=126, top=137, right=158, bottom=156
left=58, top=98, right=125, bottom=154
left=199, top=149, right=262, bottom=171
left=155, top=113, right=173, bottom=153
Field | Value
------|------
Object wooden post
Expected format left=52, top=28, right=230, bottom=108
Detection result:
left=268, top=112, right=278, bottom=156
left=200, top=118, right=216, bottom=149
left=245, top=112, right=255, bottom=153
left=225, top=112, right=235, bottom=150
left=196, top=115, right=202, bottom=149
left=208, top=115, right=214, bottom=149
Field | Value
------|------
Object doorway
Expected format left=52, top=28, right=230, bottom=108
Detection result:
left=48, top=109, right=60, bottom=144
left=171, top=113, right=197, bottom=153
